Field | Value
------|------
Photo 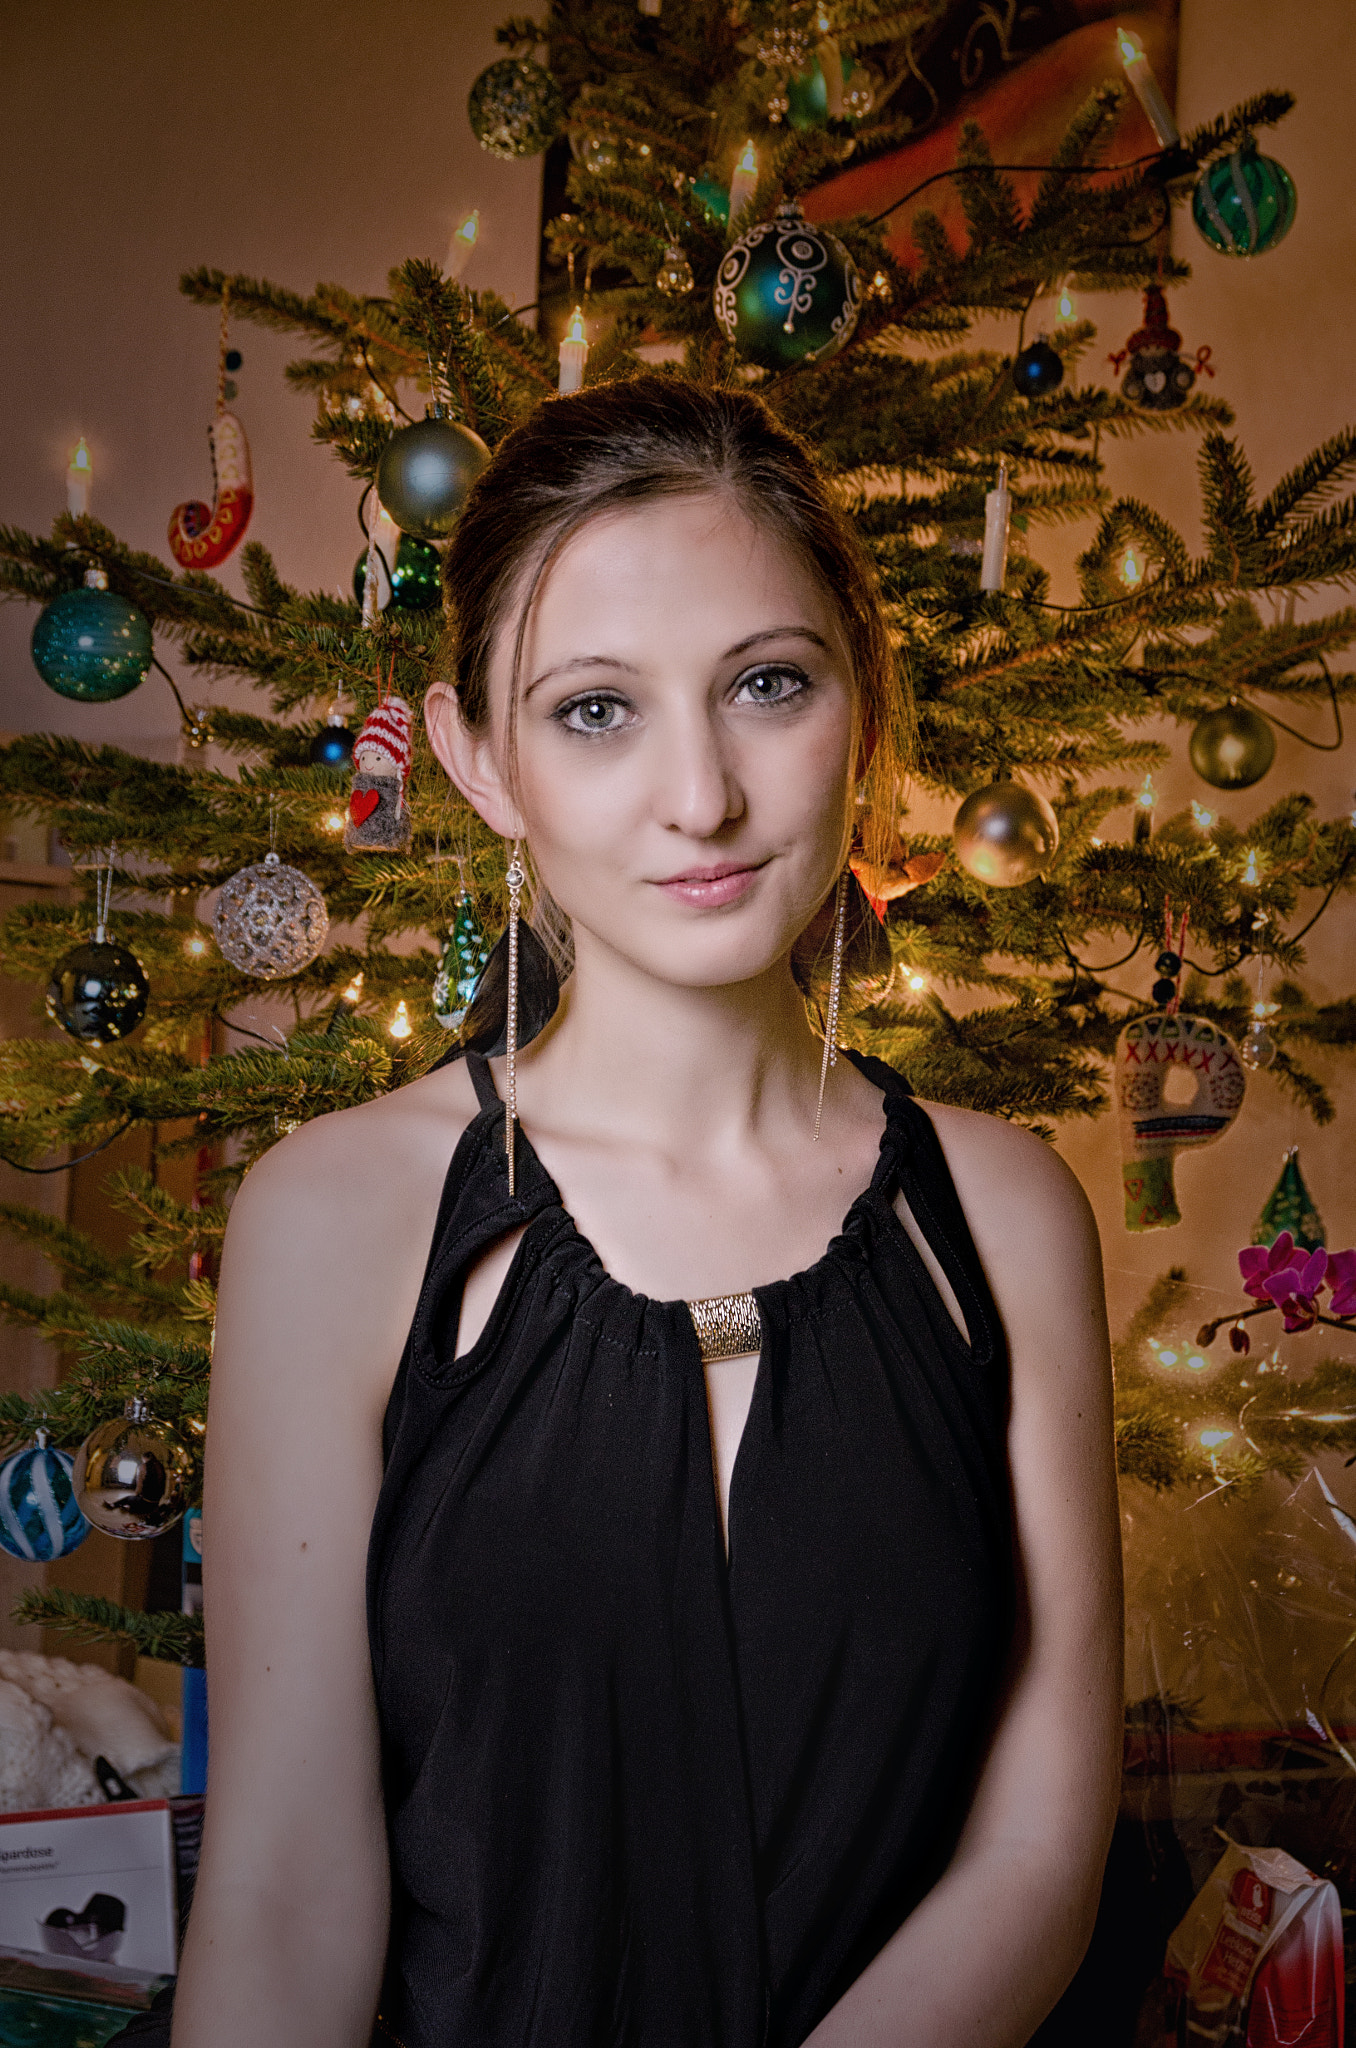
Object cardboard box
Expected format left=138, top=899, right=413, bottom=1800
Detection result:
left=0, top=1799, right=177, bottom=1977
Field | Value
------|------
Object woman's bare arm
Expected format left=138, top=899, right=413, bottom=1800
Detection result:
left=172, top=1074, right=477, bottom=2048
left=807, top=1112, right=1123, bottom=2048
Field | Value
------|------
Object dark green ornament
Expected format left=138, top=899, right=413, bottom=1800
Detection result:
left=1252, top=1147, right=1325, bottom=1253
left=432, top=893, right=494, bottom=1030
left=713, top=202, right=862, bottom=372
left=1193, top=137, right=1297, bottom=258
left=46, top=934, right=149, bottom=1045
left=1188, top=703, right=1276, bottom=790
left=691, top=171, right=729, bottom=227
left=376, top=413, right=491, bottom=542
left=31, top=570, right=152, bottom=702
left=351, top=532, right=441, bottom=611
left=467, top=57, right=563, bottom=160
left=785, top=51, right=859, bottom=129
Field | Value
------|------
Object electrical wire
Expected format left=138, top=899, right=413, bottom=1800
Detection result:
left=861, top=147, right=1173, bottom=232
left=0, top=1122, right=135, bottom=1175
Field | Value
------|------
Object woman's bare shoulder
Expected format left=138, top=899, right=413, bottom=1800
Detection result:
left=916, top=1098, right=1093, bottom=1235
left=223, top=1056, right=484, bottom=1266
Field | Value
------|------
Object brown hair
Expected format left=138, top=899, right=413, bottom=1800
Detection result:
left=437, top=374, right=911, bottom=979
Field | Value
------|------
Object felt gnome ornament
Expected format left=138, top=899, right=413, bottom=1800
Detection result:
left=345, top=694, right=414, bottom=853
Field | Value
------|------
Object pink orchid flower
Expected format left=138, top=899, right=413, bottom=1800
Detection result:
left=1262, top=1246, right=1329, bottom=1333
left=1238, top=1234, right=1307, bottom=1302
left=1328, top=1249, right=1356, bottom=1320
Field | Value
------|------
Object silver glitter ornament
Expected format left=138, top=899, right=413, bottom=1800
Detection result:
left=74, top=1397, right=191, bottom=1541
left=213, top=851, right=329, bottom=979
left=953, top=780, right=1059, bottom=887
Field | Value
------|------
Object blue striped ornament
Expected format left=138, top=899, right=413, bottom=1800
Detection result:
left=0, top=1434, right=90, bottom=1561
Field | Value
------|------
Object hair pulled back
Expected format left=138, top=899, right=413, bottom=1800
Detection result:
left=439, top=375, right=911, bottom=892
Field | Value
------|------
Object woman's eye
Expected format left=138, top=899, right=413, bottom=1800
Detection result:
left=558, top=694, right=631, bottom=734
left=734, top=665, right=808, bottom=706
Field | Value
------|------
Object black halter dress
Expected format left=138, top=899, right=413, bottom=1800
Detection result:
left=367, top=1050, right=1014, bottom=2048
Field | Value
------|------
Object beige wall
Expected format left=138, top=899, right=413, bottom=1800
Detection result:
left=0, top=5, right=1352, bottom=1509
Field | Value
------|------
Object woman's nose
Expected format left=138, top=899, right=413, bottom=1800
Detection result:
left=655, top=706, right=745, bottom=839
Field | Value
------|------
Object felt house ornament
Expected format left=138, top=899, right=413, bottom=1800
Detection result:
left=345, top=695, right=414, bottom=853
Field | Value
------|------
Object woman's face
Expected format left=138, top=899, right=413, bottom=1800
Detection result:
left=430, top=491, right=856, bottom=992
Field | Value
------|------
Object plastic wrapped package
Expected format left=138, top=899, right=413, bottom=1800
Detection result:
left=1033, top=1458, right=1356, bottom=2045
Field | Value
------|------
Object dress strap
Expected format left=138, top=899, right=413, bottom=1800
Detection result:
left=465, top=1050, right=500, bottom=1110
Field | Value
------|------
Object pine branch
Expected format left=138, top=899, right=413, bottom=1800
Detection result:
left=11, top=1589, right=204, bottom=1668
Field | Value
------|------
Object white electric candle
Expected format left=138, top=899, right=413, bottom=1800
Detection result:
left=980, top=462, right=1011, bottom=592
left=728, top=140, right=758, bottom=224
left=558, top=307, right=589, bottom=394
left=638, top=0, right=661, bottom=14
left=446, top=209, right=480, bottom=281
left=67, top=437, right=92, bottom=517
left=817, top=37, right=844, bottom=117
left=1116, top=27, right=1180, bottom=149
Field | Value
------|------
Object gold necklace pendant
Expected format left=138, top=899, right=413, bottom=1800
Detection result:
left=687, top=1292, right=761, bottom=1363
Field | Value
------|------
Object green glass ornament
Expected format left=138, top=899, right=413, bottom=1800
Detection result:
left=432, top=892, right=494, bottom=1030
left=467, top=57, right=563, bottom=160
left=1252, top=1146, right=1325, bottom=1253
left=351, top=532, right=441, bottom=611
left=691, top=171, right=729, bottom=227
left=31, top=569, right=152, bottom=702
left=1193, top=137, right=1297, bottom=258
left=713, top=202, right=862, bottom=372
left=786, top=51, right=860, bottom=129
left=1189, top=703, right=1276, bottom=790
left=376, top=413, right=491, bottom=542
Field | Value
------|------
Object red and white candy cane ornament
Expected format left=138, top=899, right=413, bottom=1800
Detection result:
left=168, top=290, right=254, bottom=570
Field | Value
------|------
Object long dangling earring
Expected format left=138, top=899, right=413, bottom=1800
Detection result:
left=504, top=841, right=525, bottom=1196
left=815, top=870, right=848, bottom=1141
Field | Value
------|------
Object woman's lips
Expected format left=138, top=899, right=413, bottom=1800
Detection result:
left=654, top=861, right=764, bottom=908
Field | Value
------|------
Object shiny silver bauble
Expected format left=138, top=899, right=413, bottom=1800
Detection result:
left=73, top=1397, right=191, bottom=1540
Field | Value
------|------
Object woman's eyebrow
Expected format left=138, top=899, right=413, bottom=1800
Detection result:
left=525, top=626, right=830, bottom=699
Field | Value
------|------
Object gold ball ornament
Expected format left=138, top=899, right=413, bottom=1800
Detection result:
left=73, top=1397, right=191, bottom=1540
left=953, top=780, right=1059, bottom=887
left=1188, top=703, right=1276, bottom=790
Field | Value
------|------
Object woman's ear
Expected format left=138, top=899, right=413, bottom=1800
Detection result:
left=424, top=681, right=526, bottom=839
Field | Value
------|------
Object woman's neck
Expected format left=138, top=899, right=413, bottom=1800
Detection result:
left=516, top=931, right=827, bottom=1155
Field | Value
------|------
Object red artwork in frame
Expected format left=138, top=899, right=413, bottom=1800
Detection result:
left=803, top=1, right=1179, bottom=265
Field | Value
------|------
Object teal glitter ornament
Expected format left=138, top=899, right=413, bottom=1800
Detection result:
left=0, top=1432, right=89, bottom=1563
left=1193, top=136, right=1296, bottom=257
left=714, top=202, right=862, bottom=372
left=31, top=569, right=152, bottom=702
left=433, top=892, right=494, bottom=1031
left=1252, top=1147, right=1325, bottom=1253
left=467, top=57, right=563, bottom=160
left=351, top=532, right=441, bottom=611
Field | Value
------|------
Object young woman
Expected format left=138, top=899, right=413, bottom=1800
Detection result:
left=173, top=378, right=1122, bottom=2048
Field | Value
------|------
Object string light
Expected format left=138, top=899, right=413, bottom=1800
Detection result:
left=1119, top=543, right=1145, bottom=588
left=388, top=999, right=412, bottom=1040
left=1191, top=800, right=1215, bottom=830
left=905, top=970, right=928, bottom=993
left=1136, top=774, right=1156, bottom=811
left=728, top=139, right=758, bottom=222
left=1055, top=283, right=1076, bottom=323
left=1242, top=850, right=1263, bottom=887
left=1199, top=1426, right=1233, bottom=1449
left=340, top=973, right=364, bottom=1006
left=558, top=308, right=589, bottom=395
left=322, top=810, right=345, bottom=834
left=183, top=933, right=209, bottom=958
left=67, top=437, right=92, bottom=517
left=1116, top=26, right=1181, bottom=149
left=446, top=209, right=480, bottom=281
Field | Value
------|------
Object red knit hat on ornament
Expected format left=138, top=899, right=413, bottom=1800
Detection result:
left=354, top=696, right=413, bottom=779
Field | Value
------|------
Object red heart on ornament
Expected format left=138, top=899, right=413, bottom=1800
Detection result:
left=349, top=788, right=380, bottom=827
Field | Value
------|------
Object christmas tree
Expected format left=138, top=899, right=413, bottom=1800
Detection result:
left=1, top=0, right=1355, bottom=1666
